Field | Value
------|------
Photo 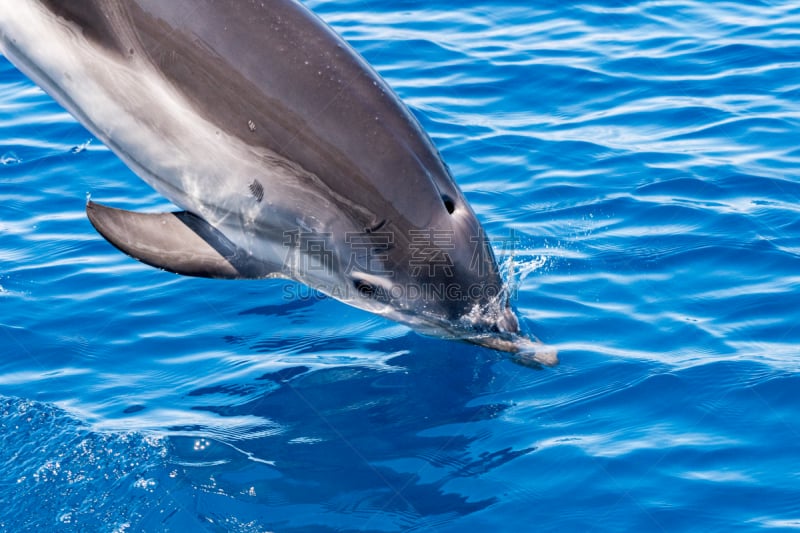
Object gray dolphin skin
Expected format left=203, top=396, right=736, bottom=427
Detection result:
left=0, top=0, right=557, bottom=366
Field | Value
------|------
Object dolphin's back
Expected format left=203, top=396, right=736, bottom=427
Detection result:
left=41, top=0, right=453, bottom=229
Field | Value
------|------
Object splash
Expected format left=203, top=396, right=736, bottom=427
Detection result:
left=500, top=253, right=549, bottom=297
left=490, top=230, right=553, bottom=297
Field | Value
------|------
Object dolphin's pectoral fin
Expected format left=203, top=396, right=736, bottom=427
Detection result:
left=86, top=201, right=266, bottom=279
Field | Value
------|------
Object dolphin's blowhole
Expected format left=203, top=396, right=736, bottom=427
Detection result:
left=441, top=195, right=456, bottom=214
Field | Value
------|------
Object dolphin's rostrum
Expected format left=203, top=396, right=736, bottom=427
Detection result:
left=0, top=0, right=557, bottom=366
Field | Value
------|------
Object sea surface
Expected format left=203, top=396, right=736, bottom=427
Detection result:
left=2, top=0, right=800, bottom=531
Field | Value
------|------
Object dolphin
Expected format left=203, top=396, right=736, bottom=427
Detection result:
left=0, top=0, right=557, bottom=366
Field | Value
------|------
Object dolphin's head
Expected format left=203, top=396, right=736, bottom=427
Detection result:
left=308, top=181, right=558, bottom=367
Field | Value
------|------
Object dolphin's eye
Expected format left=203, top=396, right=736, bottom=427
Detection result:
left=353, top=279, right=376, bottom=298
left=441, top=195, right=455, bottom=214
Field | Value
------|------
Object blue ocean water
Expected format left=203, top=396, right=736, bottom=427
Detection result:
left=2, top=0, right=800, bottom=530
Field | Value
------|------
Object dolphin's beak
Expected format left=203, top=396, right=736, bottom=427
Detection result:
left=464, top=332, right=559, bottom=367
left=502, top=306, right=558, bottom=366
left=457, top=305, right=558, bottom=367
left=514, top=342, right=559, bottom=367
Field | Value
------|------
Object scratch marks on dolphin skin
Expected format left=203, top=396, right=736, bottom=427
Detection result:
left=249, top=179, right=265, bottom=202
